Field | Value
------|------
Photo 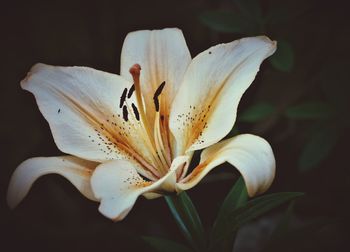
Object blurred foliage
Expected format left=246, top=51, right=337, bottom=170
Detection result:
left=199, top=0, right=349, bottom=174
left=262, top=202, right=333, bottom=252
left=269, top=40, right=294, bottom=72
left=199, top=10, right=258, bottom=34
left=142, top=236, right=193, bottom=252
left=239, top=103, right=276, bottom=122
left=212, top=191, right=304, bottom=244
left=298, top=123, right=339, bottom=172
left=284, top=102, right=333, bottom=120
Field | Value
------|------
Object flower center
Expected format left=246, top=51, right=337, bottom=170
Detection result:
left=118, top=64, right=172, bottom=177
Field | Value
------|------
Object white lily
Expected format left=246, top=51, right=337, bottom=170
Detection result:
left=7, top=28, right=276, bottom=221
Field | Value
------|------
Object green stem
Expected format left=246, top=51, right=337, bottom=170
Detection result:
left=165, top=192, right=206, bottom=252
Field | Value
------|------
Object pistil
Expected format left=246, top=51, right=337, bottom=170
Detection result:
left=129, top=64, right=169, bottom=174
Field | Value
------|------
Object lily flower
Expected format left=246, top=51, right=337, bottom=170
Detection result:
left=7, top=28, right=276, bottom=221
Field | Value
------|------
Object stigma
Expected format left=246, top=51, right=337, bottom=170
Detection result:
left=129, top=64, right=141, bottom=85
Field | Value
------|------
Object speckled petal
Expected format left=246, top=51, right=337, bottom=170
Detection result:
left=91, top=156, right=189, bottom=221
left=170, top=37, right=276, bottom=156
left=177, top=134, right=276, bottom=197
left=21, top=63, right=160, bottom=179
left=121, top=28, right=191, bottom=123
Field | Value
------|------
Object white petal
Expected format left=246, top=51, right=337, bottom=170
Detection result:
left=121, top=28, right=191, bottom=121
left=7, top=156, right=98, bottom=209
left=170, top=37, right=276, bottom=155
left=177, top=134, right=276, bottom=197
left=22, top=64, right=159, bottom=179
left=91, top=155, right=189, bottom=221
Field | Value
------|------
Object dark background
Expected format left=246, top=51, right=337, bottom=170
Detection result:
left=1, top=0, right=350, bottom=251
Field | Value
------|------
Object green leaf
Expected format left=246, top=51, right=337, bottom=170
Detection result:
left=285, top=102, right=333, bottom=120
left=270, top=40, right=294, bottom=72
left=142, top=236, right=193, bottom=252
left=298, top=124, right=339, bottom=172
left=211, top=177, right=248, bottom=237
left=239, top=103, right=275, bottom=122
left=210, top=177, right=248, bottom=251
left=199, top=10, right=257, bottom=34
left=211, top=192, right=304, bottom=245
left=165, top=192, right=206, bottom=251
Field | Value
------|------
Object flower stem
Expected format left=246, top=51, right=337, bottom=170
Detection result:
left=164, top=192, right=207, bottom=252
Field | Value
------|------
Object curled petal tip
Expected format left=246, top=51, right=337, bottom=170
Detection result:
left=6, top=165, right=28, bottom=210
left=254, top=36, right=277, bottom=54
left=20, top=63, right=47, bottom=89
left=6, top=188, right=19, bottom=210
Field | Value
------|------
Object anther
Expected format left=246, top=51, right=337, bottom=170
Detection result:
left=127, top=84, right=135, bottom=98
left=153, top=81, right=166, bottom=112
left=131, top=103, right=140, bottom=121
left=119, top=88, right=128, bottom=108
left=154, top=81, right=166, bottom=97
left=122, top=105, right=129, bottom=121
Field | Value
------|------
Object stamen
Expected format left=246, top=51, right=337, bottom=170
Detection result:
left=154, top=112, right=171, bottom=171
left=131, top=103, right=140, bottom=121
left=119, top=88, right=128, bottom=108
left=153, top=81, right=166, bottom=112
left=127, top=84, right=135, bottom=98
left=128, top=64, right=171, bottom=175
left=122, top=105, right=128, bottom=121
left=122, top=99, right=164, bottom=173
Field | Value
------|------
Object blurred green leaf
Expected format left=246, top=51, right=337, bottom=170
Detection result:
left=211, top=192, right=304, bottom=245
left=265, top=6, right=291, bottom=24
left=165, top=192, right=206, bottom=251
left=270, top=40, right=294, bottom=72
left=263, top=219, right=332, bottom=252
left=298, top=124, right=339, bottom=172
left=211, top=177, right=248, bottom=251
left=142, top=236, right=193, bottom=252
left=224, top=126, right=240, bottom=140
left=198, top=10, right=255, bottom=34
left=321, top=62, right=350, bottom=125
left=234, top=0, right=262, bottom=21
left=270, top=201, right=295, bottom=238
left=201, top=172, right=235, bottom=184
left=265, top=2, right=310, bottom=25
left=239, top=103, right=275, bottom=122
left=229, top=126, right=240, bottom=136
left=285, top=102, right=333, bottom=120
